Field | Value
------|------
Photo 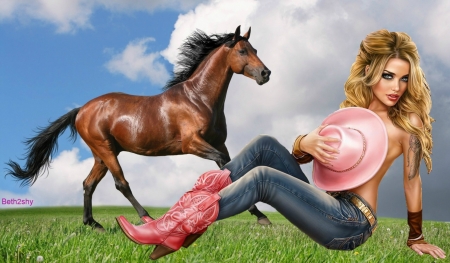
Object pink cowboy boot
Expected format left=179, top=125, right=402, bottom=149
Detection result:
left=141, top=216, right=153, bottom=223
left=116, top=169, right=231, bottom=260
left=138, top=168, right=231, bottom=228
left=180, top=168, right=233, bottom=247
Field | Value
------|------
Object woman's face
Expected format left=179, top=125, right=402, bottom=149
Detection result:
left=370, top=57, right=410, bottom=109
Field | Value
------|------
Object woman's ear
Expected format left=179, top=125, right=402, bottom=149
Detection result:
left=365, top=65, right=369, bottom=75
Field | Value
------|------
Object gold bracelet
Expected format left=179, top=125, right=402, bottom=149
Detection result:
left=292, top=134, right=313, bottom=164
left=292, top=134, right=307, bottom=157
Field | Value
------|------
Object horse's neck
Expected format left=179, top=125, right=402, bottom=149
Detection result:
left=186, top=46, right=233, bottom=109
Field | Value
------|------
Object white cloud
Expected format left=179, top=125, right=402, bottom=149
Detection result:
left=0, top=0, right=19, bottom=20
left=0, top=0, right=206, bottom=33
left=419, top=1, right=450, bottom=68
left=1, top=148, right=90, bottom=208
left=95, top=0, right=205, bottom=13
left=0, top=0, right=94, bottom=33
left=161, top=0, right=259, bottom=65
left=105, top=38, right=170, bottom=86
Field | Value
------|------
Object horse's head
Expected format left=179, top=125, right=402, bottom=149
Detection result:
left=226, top=26, right=271, bottom=85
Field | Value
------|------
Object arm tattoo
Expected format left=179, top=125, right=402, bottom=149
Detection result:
left=407, top=134, right=422, bottom=180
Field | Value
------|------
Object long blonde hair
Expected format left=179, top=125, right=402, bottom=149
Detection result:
left=340, top=29, right=434, bottom=173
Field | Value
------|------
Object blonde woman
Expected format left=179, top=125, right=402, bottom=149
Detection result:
left=116, top=29, right=446, bottom=260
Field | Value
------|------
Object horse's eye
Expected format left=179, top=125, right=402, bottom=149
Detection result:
left=238, top=49, right=247, bottom=55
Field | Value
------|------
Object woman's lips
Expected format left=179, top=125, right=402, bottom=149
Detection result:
left=387, top=94, right=399, bottom=101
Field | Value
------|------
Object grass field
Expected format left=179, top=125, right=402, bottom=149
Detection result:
left=0, top=206, right=448, bottom=263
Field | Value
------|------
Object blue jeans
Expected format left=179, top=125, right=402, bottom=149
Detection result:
left=218, top=135, right=376, bottom=250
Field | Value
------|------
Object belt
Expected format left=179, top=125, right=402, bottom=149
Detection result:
left=350, top=195, right=377, bottom=233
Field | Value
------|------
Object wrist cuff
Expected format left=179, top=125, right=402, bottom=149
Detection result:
left=407, top=210, right=427, bottom=247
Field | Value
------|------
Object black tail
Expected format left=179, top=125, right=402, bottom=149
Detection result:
left=6, top=108, right=81, bottom=186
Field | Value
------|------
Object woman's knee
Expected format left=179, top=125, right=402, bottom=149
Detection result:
left=246, top=166, right=273, bottom=182
left=251, top=134, right=280, bottom=148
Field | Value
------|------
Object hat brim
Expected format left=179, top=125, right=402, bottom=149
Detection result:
left=312, top=107, right=388, bottom=191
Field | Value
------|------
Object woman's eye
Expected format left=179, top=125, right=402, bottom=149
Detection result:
left=382, top=73, right=393, bottom=79
left=401, top=76, right=409, bottom=82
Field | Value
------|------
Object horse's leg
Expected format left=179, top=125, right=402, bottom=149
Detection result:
left=96, top=150, right=152, bottom=221
left=215, top=143, right=270, bottom=225
left=83, top=157, right=108, bottom=231
left=183, top=134, right=230, bottom=167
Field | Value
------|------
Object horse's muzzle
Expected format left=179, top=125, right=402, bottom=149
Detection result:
left=256, top=68, right=271, bottom=85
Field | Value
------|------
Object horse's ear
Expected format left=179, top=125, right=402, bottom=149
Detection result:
left=243, top=27, right=251, bottom=40
left=232, top=25, right=241, bottom=41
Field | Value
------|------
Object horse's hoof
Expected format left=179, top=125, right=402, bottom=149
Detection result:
left=94, top=227, right=106, bottom=233
left=86, top=220, right=105, bottom=232
left=257, top=217, right=272, bottom=225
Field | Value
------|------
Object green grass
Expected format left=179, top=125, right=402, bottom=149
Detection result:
left=0, top=206, right=448, bottom=262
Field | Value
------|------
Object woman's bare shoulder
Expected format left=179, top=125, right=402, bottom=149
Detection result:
left=395, top=113, right=424, bottom=148
left=408, top=112, right=424, bottom=128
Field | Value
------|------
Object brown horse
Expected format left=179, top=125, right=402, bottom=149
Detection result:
left=7, top=26, right=271, bottom=231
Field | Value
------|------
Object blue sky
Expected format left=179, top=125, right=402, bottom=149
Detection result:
left=1, top=0, right=450, bottom=222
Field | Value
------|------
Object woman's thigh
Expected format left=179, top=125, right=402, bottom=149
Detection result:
left=222, top=135, right=309, bottom=183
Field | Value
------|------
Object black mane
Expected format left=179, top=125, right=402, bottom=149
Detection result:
left=163, top=30, right=235, bottom=90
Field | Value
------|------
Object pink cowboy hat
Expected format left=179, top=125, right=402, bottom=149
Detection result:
left=312, top=107, right=388, bottom=191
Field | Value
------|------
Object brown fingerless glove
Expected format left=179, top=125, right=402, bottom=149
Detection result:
left=407, top=210, right=428, bottom=247
left=292, top=134, right=314, bottom=164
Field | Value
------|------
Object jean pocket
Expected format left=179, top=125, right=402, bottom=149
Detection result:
left=324, top=233, right=364, bottom=251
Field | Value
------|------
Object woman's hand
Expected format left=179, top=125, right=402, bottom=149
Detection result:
left=410, top=243, right=446, bottom=259
left=300, top=124, right=341, bottom=164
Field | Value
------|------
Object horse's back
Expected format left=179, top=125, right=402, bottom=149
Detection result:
left=75, top=92, right=182, bottom=155
left=78, top=92, right=163, bottom=117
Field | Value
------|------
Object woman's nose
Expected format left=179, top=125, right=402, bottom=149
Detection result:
left=391, top=82, right=400, bottom=91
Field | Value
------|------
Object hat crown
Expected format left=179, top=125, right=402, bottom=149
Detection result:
left=319, top=125, right=366, bottom=173
left=313, top=107, right=387, bottom=191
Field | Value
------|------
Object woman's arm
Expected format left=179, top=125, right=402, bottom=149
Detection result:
left=402, top=113, right=446, bottom=259
left=292, top=124, right=340, bottom=165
